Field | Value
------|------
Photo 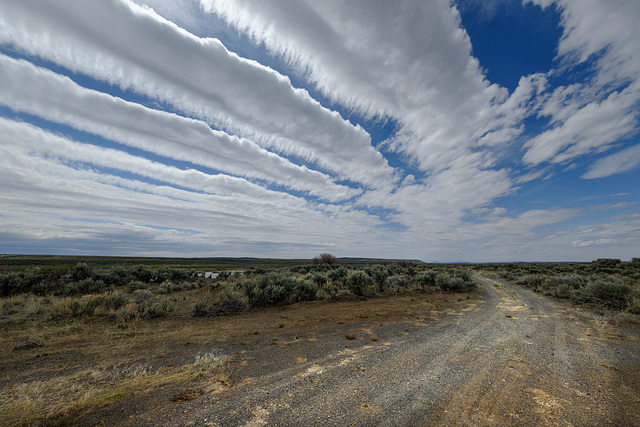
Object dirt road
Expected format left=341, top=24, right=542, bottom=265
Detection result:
left=100, top=276, right=640, bottom=426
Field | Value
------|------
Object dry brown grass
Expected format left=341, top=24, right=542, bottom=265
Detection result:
left=0, top=290, right=478, bottom=425
left=0, top=346, right=229, bottom=426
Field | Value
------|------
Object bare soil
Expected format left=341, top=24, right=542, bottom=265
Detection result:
left=2, top=277, right=639, bottom=426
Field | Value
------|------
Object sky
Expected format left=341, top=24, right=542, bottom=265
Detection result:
left=0, top=0, right=639, bottom=262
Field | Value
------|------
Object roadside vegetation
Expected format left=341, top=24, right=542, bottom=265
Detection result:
left=480, top=258, right=640, bottom=314
left=0, top=259, right=476, bottom=324
left=0, top=256, right=476, bottom=426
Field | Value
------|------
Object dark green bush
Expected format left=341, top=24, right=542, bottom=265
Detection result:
left=216, top=288, right=245, bottom=315
left=575, top=282, right=633, bottom=309
left=345, top=271, right=373, bottom=296
left=131, top=265, right=154, bottom=283
left=91, top=269, right=122, bottom=286
left=385, top=275, right=412, bottom=292
left=414, top=271, right=437, bottom=291
left=192, top=299, right=209, bottom=317
left=309, top=272, right=329, bottom=287
left=367, top=265, right=390, bottom=293
left=68, top=263, right=92, bottom=282
left=103, top=292, right=128, bottom=310
left=294, top=280, right=318, bottom=301
left=145, top=298, right=175, bottom=318
left=0, top=273, right=27, bottom=296
left=62, top=279, right=106, bottom=296
left=243, top=272, right=316, bottom=307
left=127, top=280, right=147, bottom=292
left=327, top=266, right=348, bottom=282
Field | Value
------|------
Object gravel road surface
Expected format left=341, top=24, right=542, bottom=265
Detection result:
left=110, top=276, right=640, bottom=426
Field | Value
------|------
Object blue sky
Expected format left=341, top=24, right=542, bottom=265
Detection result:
left=0, top=0, right=639, bottom=262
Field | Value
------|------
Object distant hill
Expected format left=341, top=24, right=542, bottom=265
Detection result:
left=338, top=257, right=424, bottom=264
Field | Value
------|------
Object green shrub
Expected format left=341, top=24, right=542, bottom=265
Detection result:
left=55, top=295, right=104, bottom=317
left=127, top=280, right=147, bottom=292
left=385, top=275, right=412, bottom=292
left=321, top=282, right=339, bottom=298
left=216, top=288, right=245, bottom=315
left=294, top=280, right=318, bottom=301
left=414, top=272, right=437, bottom=291
left=133, top=289, right=153, bottom=304
left=243, top=272, right=295, bottom=307
left=103, top=292, right=128, bottom=310
left=243, top=272, right=317, bottom=307
left=68, top=263, right=92, bottom=282
left=0, top=273, right=28, bottom=296
left=91, top=269, right=122, bottom=286
left=61, top=279, right=106, bottom=296
left=309, top=272, right=329, bottom=287
left=193, top=299, right=209, bottom=317
left=116, top=307, right=136, bottom=323
left=586, top=282, right=633, bottom=309
left=555, top=284, right=572, bottom=299
left=327, top=266, right=348, bottom=282
left=131, top=265, right=154, bottom=283
left=145, top=297, right=174, bottom=318
left=368, top=265, right=390, bottom=293
left=345, top=271, right=374, bottom=296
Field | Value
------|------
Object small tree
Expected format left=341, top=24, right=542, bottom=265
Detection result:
left=312, top=253, right=338, bottom=265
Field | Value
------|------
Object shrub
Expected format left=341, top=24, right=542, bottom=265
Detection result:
left=0, top=273, right=28, bottom=296
left=68, top=263, right=92, bottom=282
left=133, top=289, right=153, bottom=304
left=243, top=272, right=296, bottom=307
left=55, top=295, right=103, bottom=317
left=414, top=272, right=437, bottom=292
left=127, top=280, right=147, bottom=292
left=61, top=279, right=106, bottom=296
left=312, top=253, right=338, bottom=265
left=131, top=265, right=154, bottom=283
left=309, top=272, right=329, bottom=287
left=368, top=265, right=390, bottom=293
left=435, top=273, right=452, bottom=291
left=555, top=284, right=572, bottom=299
left=243, top=272, right=317, bottom=307
left=327, top=266, right=348, bottom=282
left=103, top=292, right=128, bottom=310
left=145, top=297, right=175, bottom=318
left=216, top=288, right=245, bottom=315
left=321, top=282, right=339, bottom=298
left=345, top=271, right=374, bottom=296
left=192, top=298, right=210, bottom=317
left=116, top=306, right=137, bottom=323
left=294, top=279, right=318, bottom=301
left=91, top=269, right=122, bottom=286
left=385, top=275, right=412, bottom=293
left=585, top=282, right=633, bottom=309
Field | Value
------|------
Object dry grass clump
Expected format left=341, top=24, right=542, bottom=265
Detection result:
left=0, top=349, right=230, bottom=426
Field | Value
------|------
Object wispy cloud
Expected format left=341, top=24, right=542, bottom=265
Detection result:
left=0, top=0, right=638, bottom=260
left=0, top=54, right=358, bottom=201
left=0, top=0, right=394, bottom=188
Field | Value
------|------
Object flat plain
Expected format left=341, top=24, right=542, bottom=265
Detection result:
left=1, top=258, right=639, bottom=426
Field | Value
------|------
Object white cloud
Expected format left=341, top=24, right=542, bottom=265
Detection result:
left=201, top=0, right=532, bottom=173
left=0, top=0, right=394, bottom=188
left=523, top=0, right=640, bottom=166
left=0, top=0, right=638, bottom=261
left=0, top=118, right=303, bottom=200
left=0, top=126, right=395, bottom=257
left=582, top=144, right=640, bottom=179
left=524, top=89, right=638, bottom=164
left=0, top=54, right=358, bottom=201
